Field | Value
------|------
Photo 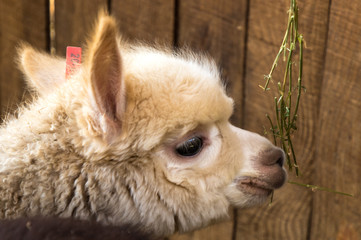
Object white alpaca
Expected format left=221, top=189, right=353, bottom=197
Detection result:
left=0, top=12, right=286, bottom=238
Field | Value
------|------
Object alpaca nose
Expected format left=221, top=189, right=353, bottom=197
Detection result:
left=260, top=147, right=285, bottom=167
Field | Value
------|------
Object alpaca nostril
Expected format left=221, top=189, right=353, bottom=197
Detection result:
left=259, top=147, right=285, bottom=167
left=276, top=156, right=284, bottom=167
left=272, top=148, right=285, bottom=167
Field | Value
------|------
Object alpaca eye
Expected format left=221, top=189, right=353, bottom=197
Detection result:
left=176, top=137, right=203, bottom=157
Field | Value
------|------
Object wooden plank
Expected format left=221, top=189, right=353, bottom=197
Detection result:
left=310, top=1, right=361, bottom=239
left=236, top=0, right=330, bottom=239
left=170, top=1, right=248, bottom=239
left=176, top=0, right=248, bottom=127
left=112, top=0, right=174, bottom=44
left=54, top=0, right=107, bottom=56
left=0, top=0, right=48, bottom=119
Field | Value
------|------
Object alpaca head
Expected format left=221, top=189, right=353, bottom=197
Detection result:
left=17, top=12, right=287, bottom=237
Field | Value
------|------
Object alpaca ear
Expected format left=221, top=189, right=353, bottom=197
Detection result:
left=85, top=14, right=125, bottom=142
left=18, top=45, right=66, bottom=95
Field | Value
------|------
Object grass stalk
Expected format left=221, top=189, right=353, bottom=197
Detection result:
left=262, top=0, right=353, bottom=199
left=261, top=0, right=302, bottom=176
left=288, top=181, right=354, bottom=197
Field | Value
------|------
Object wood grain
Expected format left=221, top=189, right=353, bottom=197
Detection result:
left=112, top=0, right=174, bottom=44
left=54, top=0, right=107, bottom=56
left=310, top=1, right=361, bottom=238
left=0, top=0, right=48, bottom=119
left=236, top=0, right=330, bottom=239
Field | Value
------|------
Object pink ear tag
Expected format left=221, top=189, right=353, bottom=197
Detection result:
left=65, top=46, right=82, bottom=80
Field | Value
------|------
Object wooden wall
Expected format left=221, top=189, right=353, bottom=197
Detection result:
left=0, top=0, right=360, bottom=239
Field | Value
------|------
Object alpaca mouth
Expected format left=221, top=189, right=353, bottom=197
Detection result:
left=235, top=177, right=276, bottom=196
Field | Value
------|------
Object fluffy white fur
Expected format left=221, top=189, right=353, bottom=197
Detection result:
left=0, top=12, right=286, bottom=238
